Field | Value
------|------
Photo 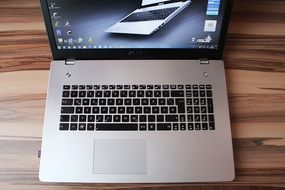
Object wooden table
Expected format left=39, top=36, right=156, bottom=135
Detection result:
left=0, top=0, right=285, bottom=189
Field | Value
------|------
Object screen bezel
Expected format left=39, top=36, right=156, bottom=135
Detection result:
left=40, top=0, right=233, bottom=60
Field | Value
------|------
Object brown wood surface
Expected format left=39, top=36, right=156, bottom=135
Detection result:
left=0, top=0, right=285, bottom=189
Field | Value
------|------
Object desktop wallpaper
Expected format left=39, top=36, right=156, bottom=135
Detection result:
left=47, top=0, right=226, bottom=49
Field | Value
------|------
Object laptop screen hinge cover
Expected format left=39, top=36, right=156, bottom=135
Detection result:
left=65, top=58, right=75, bottom=65
left=200, top=58, right=209, bottom=64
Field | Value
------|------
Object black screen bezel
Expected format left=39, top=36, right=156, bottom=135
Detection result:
left=40, top=0, right=233, bottom=60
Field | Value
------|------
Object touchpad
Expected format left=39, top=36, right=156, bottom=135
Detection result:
left=93, top=139, right=147, bottom=174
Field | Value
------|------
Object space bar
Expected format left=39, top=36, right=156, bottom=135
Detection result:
left=96, top=123, right=138, bottom=131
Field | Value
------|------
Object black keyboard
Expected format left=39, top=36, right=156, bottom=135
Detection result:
left=120, top=7, right=179, bottom=22
left=60, top=84, right=215, bottom=131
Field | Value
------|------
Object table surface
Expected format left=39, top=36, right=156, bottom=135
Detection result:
left=0, top=0, right=285, bottom=189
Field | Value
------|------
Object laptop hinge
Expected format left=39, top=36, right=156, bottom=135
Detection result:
left=200, top=58, right=209, bottom=64
left=65, top=58, right=75, bottom=65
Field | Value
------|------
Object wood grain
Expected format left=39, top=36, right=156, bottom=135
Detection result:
left=0, top=0, right=285, bottom=189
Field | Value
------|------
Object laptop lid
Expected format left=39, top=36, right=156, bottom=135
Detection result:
left=40, top=0, right=232, bottom=60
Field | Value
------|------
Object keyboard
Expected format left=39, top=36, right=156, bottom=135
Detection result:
left=60, top=84, right=215, bottom=131
left=121, top=7, right=179, bottom=22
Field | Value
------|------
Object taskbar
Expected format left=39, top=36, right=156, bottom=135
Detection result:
left=57, top=45, right=218, bottom=50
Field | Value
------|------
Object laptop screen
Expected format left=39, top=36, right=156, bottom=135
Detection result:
left=47, top=0, right=226, bottom=50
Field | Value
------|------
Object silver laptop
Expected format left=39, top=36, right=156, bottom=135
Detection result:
left=39, top=0, right=235, bottom=183
left=105, top=0, right=191, bottom=35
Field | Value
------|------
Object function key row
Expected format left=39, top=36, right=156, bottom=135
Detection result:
left=63, top=84, right=212, bottom=90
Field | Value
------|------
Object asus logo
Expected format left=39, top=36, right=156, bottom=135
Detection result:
left=128, top=50, right=143, bottom=56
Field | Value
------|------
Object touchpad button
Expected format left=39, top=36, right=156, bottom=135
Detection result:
left=93, top=139, right=147, bottom=174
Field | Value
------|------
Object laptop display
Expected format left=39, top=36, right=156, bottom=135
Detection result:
left=47, top=0, right=225, bottom=49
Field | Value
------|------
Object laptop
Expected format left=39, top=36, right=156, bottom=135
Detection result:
left=39, top=0, right=235, bottom=183
left=105, top=0, right=191, bottom=35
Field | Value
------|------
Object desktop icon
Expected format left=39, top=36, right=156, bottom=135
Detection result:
left=78, top=37, right=83, bottom=43
left=56, top=29, right=62, bottom=36
left=65, top=21, right=71, bottom=27
left=88, top=37, right=93, bottom=43
left=68, top=38, right=73, bottom=43
left=54, top=21, right=60, bottom=27
left=50, top=2, right=56, bottom=8
left=58, top=38, right=63, bottom=43
left=67, top=30, right=72, bottom=35
left=52, top=12, right=58, bottom=18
